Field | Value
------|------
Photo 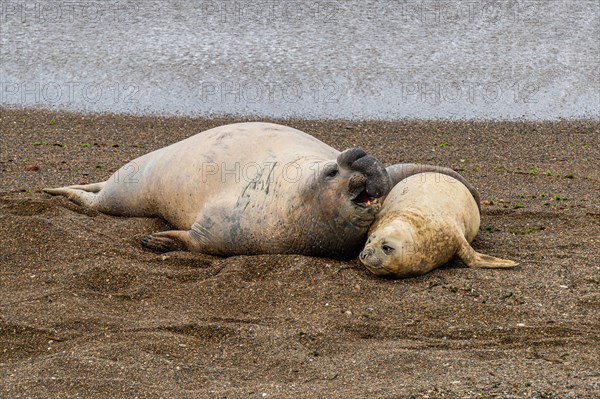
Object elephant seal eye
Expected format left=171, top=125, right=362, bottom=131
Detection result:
left=382, top=245, right=394, bottom=254
left=325, top=167, right=339, bottom=179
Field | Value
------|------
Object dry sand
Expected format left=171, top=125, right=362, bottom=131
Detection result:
left=1, top=108, right=599, bottom=398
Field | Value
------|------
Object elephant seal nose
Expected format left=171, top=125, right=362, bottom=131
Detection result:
left=337, top=147, right=392, bottom=199
left=360, top=247, right=375, bottom=260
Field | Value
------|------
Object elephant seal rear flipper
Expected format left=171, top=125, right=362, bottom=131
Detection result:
left=456, top=235, right=518, bottom=269
left=43, top=182, right=106, bottom=208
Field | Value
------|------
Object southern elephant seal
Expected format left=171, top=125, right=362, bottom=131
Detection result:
left=45, top=122, right=393, bottom=259
left=360, top=172, right=518, bottom=277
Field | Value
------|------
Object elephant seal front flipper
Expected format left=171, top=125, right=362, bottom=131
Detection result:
left=141, top=231, right=188, bottom=252
left=142, top=222, right=219, bottom=253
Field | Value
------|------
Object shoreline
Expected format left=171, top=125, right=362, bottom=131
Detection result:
left=2, top=104, right=600, bottom=123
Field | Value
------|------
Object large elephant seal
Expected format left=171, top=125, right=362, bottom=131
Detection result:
left=359, top=172, right=518, bottom=277
left=45, top=122, right=393, bottom=259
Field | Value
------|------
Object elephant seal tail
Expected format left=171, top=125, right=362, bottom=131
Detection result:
left=43, top=182, right=106, bottom=208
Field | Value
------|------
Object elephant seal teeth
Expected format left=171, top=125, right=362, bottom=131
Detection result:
left=353, top=189, right=379, bottom=208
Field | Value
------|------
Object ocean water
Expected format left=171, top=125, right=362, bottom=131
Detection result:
left=1, top=0, right=598, bottom=120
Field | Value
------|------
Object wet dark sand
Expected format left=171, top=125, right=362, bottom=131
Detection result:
left=1, top=108, right=599, bottom=398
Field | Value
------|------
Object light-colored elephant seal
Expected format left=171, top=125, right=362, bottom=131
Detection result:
left=44, top=122, right=393, bottom=259
left=360, top=172, right=518, bottom=278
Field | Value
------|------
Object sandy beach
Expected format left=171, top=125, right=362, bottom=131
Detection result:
left=1, top=108, right=598, bottom=398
